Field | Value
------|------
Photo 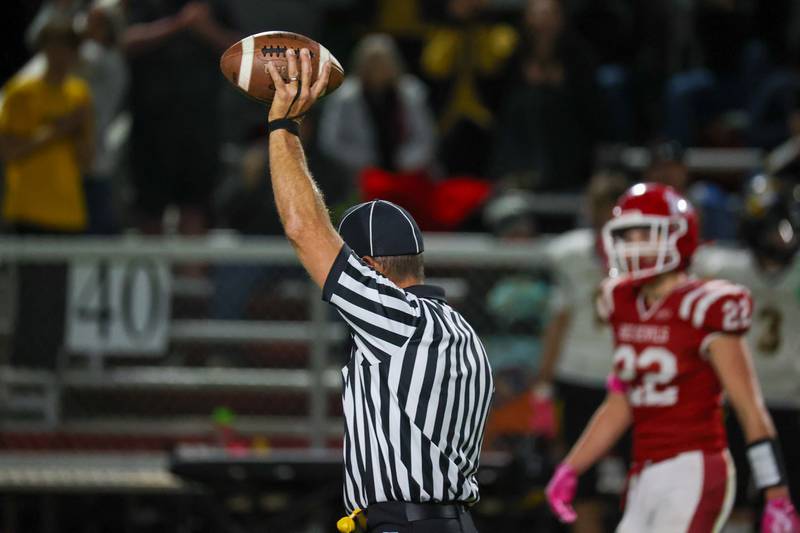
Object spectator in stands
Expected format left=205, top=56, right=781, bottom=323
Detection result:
left=0, top=17, right=93, bottom=234
left=123, top=0, right=239, bottom=234
left=0, top=16, right=93, bottom=368
left=481, top=191, right=553, bottom=449
left=0, top=2, right=83, bottom=93
left=483, top=190, right=539, bottom=240
left=212, top=133, right=284, bottom=323
left=215, top=140, right=282, bottom=239
left=483, top=191, right=547, bottom=359
left=318, top=34, right=436, bottom=189
left=491, top=0, right=600, bottom=193
left=421, top=0, right=518, bottom=176
left=24, top=0, right=85, bottom=51
left=78, top=0, right=128, bottom=234
left=3, top=2, right=128, bottom=233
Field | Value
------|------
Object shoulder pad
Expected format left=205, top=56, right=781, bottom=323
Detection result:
left=678, top=279, right=752, bottom=333
left=596, top=276, right=628, bottom=322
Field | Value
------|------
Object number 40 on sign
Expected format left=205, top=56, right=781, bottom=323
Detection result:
left=66, top=259, right=171, bottom=355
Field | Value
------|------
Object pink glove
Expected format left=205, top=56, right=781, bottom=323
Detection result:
left=762, top=497, right=800, bottom=533
left=546, top=463, right=578, bottom=523
left=529, top=385, right=557, bottom=439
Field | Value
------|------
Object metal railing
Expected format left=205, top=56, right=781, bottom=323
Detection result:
left=0, top=233, right=551, bottom=450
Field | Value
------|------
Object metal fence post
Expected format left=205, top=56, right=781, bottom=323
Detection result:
left=307, top=282, right=328, bottom=450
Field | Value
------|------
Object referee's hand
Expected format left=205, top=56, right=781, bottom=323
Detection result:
left=266, top=48, right=331, bottom=122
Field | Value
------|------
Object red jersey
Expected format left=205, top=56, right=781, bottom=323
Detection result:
left=598, top=276, right=752, bottom=463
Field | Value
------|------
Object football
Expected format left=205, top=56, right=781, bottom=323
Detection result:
left=220, top=31, right=345, bottom=104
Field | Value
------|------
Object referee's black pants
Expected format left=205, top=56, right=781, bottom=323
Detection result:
left=366, top=502, right=479, bottom=533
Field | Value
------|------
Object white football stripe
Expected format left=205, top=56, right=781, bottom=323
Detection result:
left=678, top=279, right=728, bottom=320
left=318, top=44, right=330, bottom=77
left=238, top=36, right=254, bottom=92
left=600, top=276, right=624, bottom=316
left=317, top=43, right=343, bottom=95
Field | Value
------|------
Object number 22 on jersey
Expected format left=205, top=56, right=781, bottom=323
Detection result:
left=614, top=345, right=678, bottom=407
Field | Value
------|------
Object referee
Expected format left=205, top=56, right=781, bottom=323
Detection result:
left=264, top=49, right=494, bottom=532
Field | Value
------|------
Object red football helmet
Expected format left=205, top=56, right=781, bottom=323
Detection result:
left=602, top=182, right=699, bottom=282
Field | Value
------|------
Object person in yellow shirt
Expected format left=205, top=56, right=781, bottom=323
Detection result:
left=0, top=16, right=93, bottom=369
left=0, top=16, right=93, bottom=234
left=420, top=0, right=518, bottom=177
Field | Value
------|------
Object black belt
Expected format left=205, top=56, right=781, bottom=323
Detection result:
left=368, top=501, right=467, bottom=523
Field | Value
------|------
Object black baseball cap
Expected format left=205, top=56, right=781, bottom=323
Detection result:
left=337, top=199, right=424, bottom=258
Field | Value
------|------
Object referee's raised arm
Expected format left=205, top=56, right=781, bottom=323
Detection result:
left=265, top=48, right=341, bottom=287
left=265, top=47, right=493, bottom=533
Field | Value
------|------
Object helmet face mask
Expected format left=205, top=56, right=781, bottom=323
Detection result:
left=603, top=214, right=688, bottom=281
left=602, top=182, right=698, bottom=283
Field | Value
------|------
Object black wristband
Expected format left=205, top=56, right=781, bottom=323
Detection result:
left=268, top=118, right=300, bottom=136
left=747, top=438, right=787, bottom=490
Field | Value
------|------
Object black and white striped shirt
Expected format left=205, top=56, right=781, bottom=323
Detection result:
left=323, top=244, right=495, bottom=513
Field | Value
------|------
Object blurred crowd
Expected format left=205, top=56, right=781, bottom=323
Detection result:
left=1, top=0, right=800, bottom=242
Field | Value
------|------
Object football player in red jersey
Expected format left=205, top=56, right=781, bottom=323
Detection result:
left=545, top=183, right=799, bottom=532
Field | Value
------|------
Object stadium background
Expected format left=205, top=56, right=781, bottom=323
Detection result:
left=1, top=0, right=799, bottom=531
